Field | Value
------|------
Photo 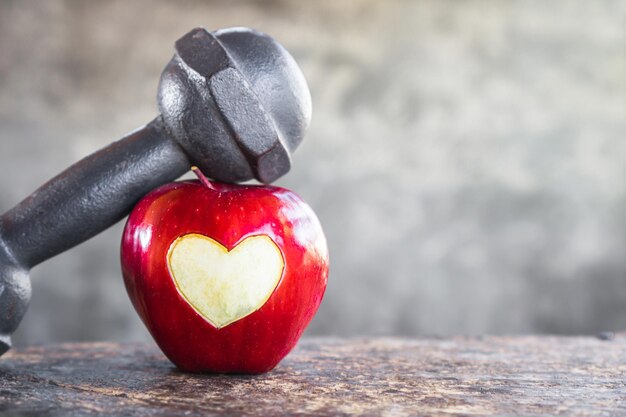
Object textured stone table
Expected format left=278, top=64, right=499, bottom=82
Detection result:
left=0, top=336, right=624, bottom=416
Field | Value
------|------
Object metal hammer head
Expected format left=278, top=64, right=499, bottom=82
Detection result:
left=158, top=27, right=312, bottom=183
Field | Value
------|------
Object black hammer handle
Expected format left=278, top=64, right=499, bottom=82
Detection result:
left=0, top=117, right=189, bottom=269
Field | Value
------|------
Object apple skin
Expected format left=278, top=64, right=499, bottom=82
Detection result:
left=121, top=180, right=329, bottom=373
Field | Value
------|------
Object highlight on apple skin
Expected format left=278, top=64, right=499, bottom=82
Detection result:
left=120, top=175, right=329, bottom=374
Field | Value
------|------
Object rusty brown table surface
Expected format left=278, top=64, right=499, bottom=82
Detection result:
left=0, top=335, right=624, bottom=416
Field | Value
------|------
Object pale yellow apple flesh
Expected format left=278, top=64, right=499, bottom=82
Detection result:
left=167, top=234, right=284, bottom=328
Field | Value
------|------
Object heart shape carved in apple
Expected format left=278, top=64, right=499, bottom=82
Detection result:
left=167, top=233, right=284, bottom=328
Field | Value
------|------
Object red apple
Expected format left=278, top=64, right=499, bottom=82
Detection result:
left=120, top=169, right=329, bottom=373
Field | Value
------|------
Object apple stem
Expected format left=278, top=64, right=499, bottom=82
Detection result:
left=191, top=166, right=217, bottom=190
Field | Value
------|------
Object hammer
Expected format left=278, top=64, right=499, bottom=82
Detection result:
left=0, top=27, right=311, bottom=355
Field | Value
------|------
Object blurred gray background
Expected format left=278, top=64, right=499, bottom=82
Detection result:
left=1, top=0, right=624, bottom=346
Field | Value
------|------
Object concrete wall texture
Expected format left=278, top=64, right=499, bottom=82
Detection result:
left=0, top=0, right=624, bottom=346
